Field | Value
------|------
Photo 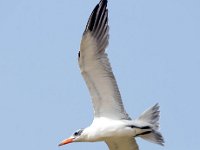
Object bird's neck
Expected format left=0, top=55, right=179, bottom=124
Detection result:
left=81, top=118, right=120, bottom=142
left=81, top=126, right=102, bottom=142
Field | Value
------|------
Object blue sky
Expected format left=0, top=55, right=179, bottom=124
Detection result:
left=0, top=0, right=200, bottom=150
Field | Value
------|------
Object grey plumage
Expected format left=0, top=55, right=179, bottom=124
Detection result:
left=79, top=0, right=130, bottom=120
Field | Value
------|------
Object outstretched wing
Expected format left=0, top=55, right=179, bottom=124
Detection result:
left=78, top=0, right=130, bottom=120
left=106, top=138, right=139, bottom=150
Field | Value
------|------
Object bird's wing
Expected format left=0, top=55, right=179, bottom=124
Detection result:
left=78, top=0, right=130, bottom=120
left=105, top=138, right=139, bottom=150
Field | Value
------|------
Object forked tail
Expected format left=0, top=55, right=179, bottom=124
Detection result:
left=137, top=103, right=164, bottom=146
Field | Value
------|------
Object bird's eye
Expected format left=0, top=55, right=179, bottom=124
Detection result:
left=74, top=132, right=79, bottom=136
left=73, top=129, right=83, bottom=136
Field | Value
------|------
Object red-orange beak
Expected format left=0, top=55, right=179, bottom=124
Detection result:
left=58, top=137, right=74, bottom=146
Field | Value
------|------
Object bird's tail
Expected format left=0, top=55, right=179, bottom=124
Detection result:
left=136, top=103, right=164, bottom=146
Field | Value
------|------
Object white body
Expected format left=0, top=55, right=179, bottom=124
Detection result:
left=59, top=0, right=164, bottom=149
left=83, top=118, right=135, bottom=141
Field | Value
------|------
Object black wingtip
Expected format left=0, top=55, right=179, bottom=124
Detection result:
left=84, top=0, right=108, bottom=33
left=100, top=0, right=108, bottom=6
left=86, top=5, right=99, bottom=32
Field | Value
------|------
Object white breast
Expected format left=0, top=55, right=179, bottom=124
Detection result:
left=83, top=118, right=134, bottom=142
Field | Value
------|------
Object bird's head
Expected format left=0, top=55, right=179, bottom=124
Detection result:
left=58, top=129, right=85, bottom=146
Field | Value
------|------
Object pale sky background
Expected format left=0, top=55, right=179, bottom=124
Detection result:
left=0, top=0, right=200, bottom=150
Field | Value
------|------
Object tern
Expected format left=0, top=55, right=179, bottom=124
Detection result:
left=58, top=0, right=164, bottom=149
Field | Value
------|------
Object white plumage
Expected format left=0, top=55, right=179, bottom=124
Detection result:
left=59, top=0, right=164, bottom=149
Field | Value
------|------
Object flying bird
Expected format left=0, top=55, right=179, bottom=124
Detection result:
left=58, top=0, right=164, bottom=149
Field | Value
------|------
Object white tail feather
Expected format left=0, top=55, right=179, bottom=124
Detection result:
left=137, top=103, right=164, bottom=146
